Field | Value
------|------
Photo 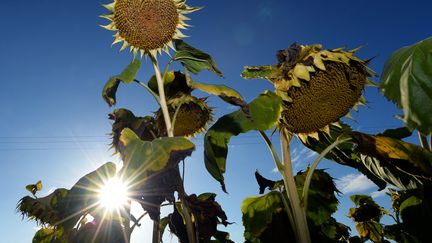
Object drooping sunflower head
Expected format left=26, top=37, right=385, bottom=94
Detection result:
left=269, top=43, right=375, bottom=140
left=101, top=0, right=199, bottom=57
left=155, top=95, right=213, bottom=137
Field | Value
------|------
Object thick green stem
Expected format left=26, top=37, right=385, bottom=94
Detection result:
left=278, top=191, right=298, bottom=239
left=280, top=130, right=311, bottom=243
left=258, top=130, right=297, bottom=237
left=150, top=54, right=196, bottom=243
left=301, top=136, right=352, bottom=210
left=418, top=132, right=430, bottom=151
left=151, top=55, right=173, bottom=137
left=258, top=131, right=284, bottom=172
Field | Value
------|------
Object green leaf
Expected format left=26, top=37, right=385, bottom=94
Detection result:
left=384, top=224, right=420, bottom=243
left=159, top=216, right=170, bottom=241
left=380, top=37, right=432, bottom=133
left=352, top=132, right=432, bottom=180
left=355, top=221, right=384, bottom=242
left=33, top=228, right=67, bottom=243
left=147, top=71, right=179, bottom=97
left=186, top=77, right=246, bottom=107
left=241, top=191, right=285, bottom=241
left=295, top=170, right=339, bottom=226
left=117, top=59, right=141, bottom=84
left=378, top=126, right=413, bottom=140
left=398, top=193, right=432, bottom=242
left=204, top=91, right=282, bottom=192
left=119, top=128, right=195, bottom=186
left=301, top=123, right=388, bottom=190
left=241, top=65, right=278, bottom=81
left=102, top=77, right=121, bottom=107
left=350, top=195, right=377, bottom=206
left=174, top=40, right=222, bottom=76
left=26, top=180, right=43, bottom=196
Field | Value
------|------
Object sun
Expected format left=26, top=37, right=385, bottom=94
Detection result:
left=101, top=0, right=200, bottom=57
left=98, top=177, right=129, bottom=211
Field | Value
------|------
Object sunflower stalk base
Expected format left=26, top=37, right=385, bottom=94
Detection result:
left=280, top=130, right=311, bottom=243
left=150, top=55, right=197, bottom=243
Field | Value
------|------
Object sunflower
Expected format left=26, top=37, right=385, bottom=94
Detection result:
left=101, top=0, right=199, bottom=57
left=155, top=95, right=213, bottom=137
left=244, top=43, right=375, bottom=142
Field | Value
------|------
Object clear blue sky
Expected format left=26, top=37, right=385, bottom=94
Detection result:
left=1, top=0, right=431, bottom=242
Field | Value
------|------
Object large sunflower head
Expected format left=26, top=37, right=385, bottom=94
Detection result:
left=264, top=43, right=375, bottom=141
left=101, top=0, right=199, bottom=57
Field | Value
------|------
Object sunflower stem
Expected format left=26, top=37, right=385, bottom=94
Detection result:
left=418, top=132, right=430, bottom=151
left=258, top=131, right=284, bottom=172
left=278, top=190, right=298, bottom=240
left=301, top=136, right=352, bottom=211
left=150, top=54, right=196, bottom=243
left=280, top=129, right=311, bottom=243
left=133, top=79, right=160, bottom=104
left=151, top=55, right=174, bottom=137
left=152, top=209, right=161, bottom=243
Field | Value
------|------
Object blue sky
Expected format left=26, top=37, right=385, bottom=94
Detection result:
left=1, top=0, right=431, bottom=242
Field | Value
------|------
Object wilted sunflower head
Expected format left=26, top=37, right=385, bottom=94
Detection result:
left=156, top=95, right=213, bottom=137
left=245, top=43, right=375, bottom=141
left=101, top=0, right=199, bottom=57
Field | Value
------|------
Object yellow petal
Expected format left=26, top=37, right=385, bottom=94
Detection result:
left=313, top=56, right=326, bottom=70
left=293, top=64, right=311, bottom=81
left=102, top=3, right=115, bottom=11
left=297, top=133, right=309, bottom=143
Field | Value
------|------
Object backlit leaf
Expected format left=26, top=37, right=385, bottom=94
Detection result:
left=186, top=77, right=246, bottom=108
left=204, top=91, right=282, bottom=192
left=241, top=65, right=277, bottom=81
left=352, top=132, right=432, bottom=179
left=174, top=40, right=222, bottom=76
left=118, top=59, right=141, bottom=84
left=380, top=37, right=432, bottom=133
left=119, top=128, right=195, bottom=186
left=241, top=191, right=285, bottom=239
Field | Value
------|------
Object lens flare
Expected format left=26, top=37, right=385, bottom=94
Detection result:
left=98, top=177, right=128, bottom=211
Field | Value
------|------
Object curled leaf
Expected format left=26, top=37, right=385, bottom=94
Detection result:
left=102, top=77, right=121, bottom=107
left=174, top=40, right=222, bottom=76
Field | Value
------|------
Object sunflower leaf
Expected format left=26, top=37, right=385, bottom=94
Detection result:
left=117, top=59, right=141, bottom=84
left=301, top=123, right=388, bottom=190
left=204, top=91, right=282, bottom=192
left=242, top=191, right=285, bottom=240
left=102, top=77, right=121, bottom=107
left=174, top=40, right=223, bottom=76
left=241, top=65, right=277, bottom=81
left=380, top=37, right=432, bottom=133
left=352, top=132, right=432, bottom=180
left=185, top=71, right=246, bottom=107
left=119, top=128, right=195, bottom=186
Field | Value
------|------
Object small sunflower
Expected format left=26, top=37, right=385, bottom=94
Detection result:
left=244, top=43, right=375, bottom=141
left=155, top=95, right=213, bottom=137
left=101, top=0, right=199, bottom=57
